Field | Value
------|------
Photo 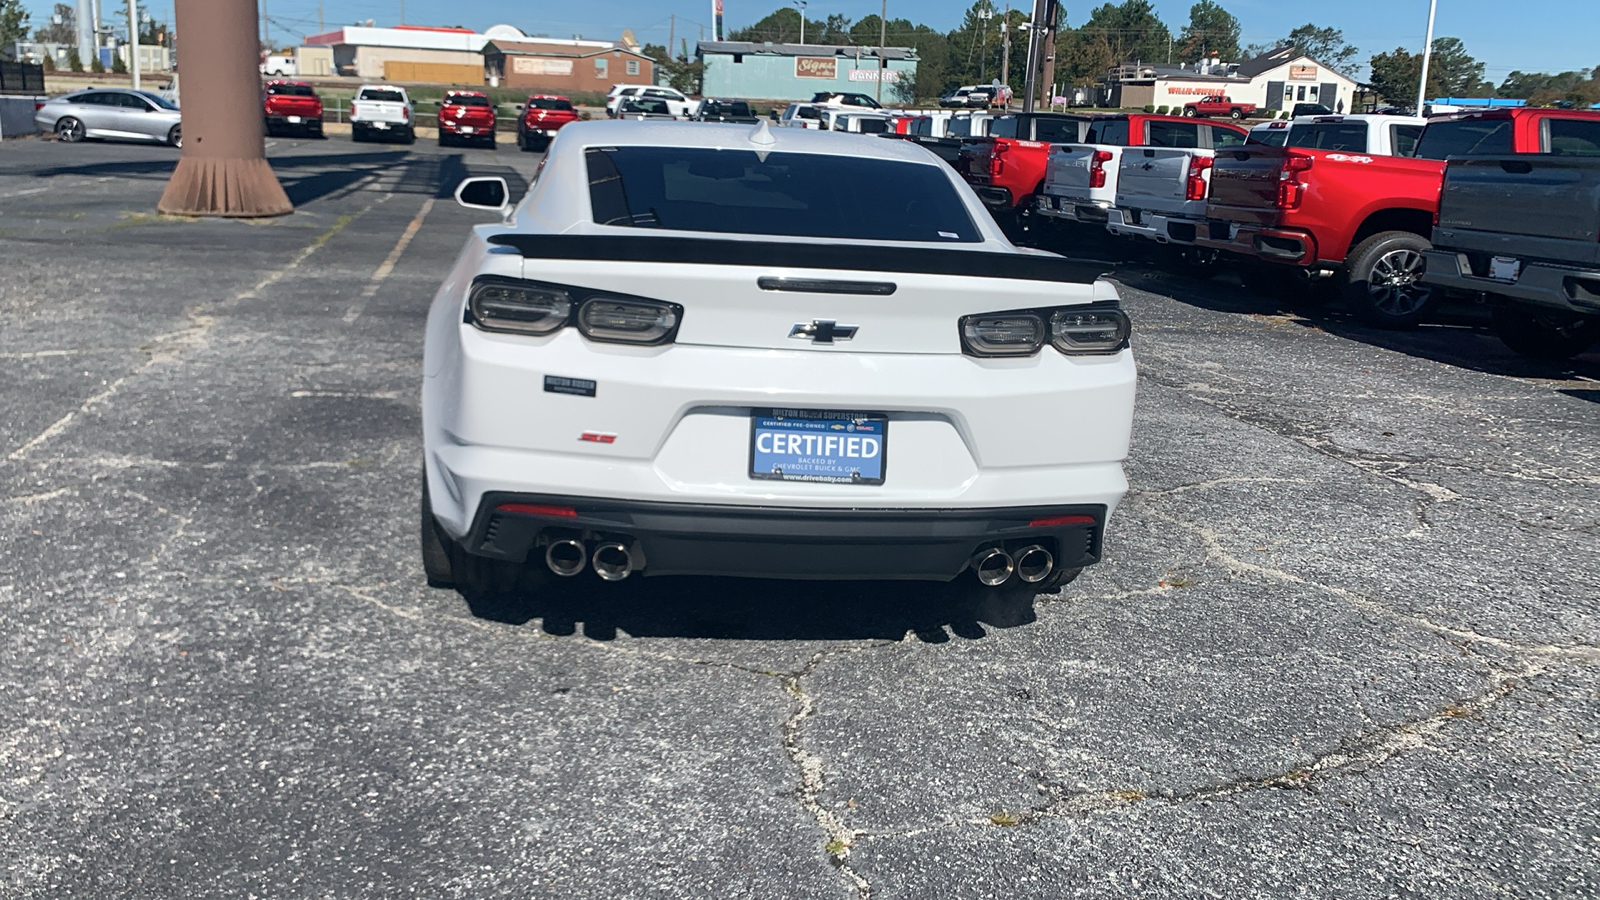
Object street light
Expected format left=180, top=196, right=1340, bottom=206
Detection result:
left=1416, top=0, right=1437, bottom=114
left=793, top=1, right=805, bottom=45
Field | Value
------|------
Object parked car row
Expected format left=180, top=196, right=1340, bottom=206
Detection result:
left=875, top=103, right=1599, bottom=359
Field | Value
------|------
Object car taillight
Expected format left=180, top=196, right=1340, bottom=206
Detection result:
left=467, top=276, right=683, bottom=345
left=959, top=303, right=1130, bottom=358
left=401, top=106, right=410, bottom=121
left=1277, top=154, right=1312, bottom=209
left=1088, top=150, right=1113, bottom=189
left=577, top=298, right=680, bottom=345
left=988, top=142, right=1009, bottom=177
left=1185, top=156, right=1214, bottom=201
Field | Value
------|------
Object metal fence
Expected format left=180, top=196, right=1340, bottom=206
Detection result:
left=0, top=61, right=47, bottom=95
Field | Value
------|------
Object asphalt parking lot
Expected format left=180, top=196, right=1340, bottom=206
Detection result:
left=2, top=133, right=1597, bottom=898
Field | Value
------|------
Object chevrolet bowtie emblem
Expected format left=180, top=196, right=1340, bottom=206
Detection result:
left=789, top=320, right=859, bottom=344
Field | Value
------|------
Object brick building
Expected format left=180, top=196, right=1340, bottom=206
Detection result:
left=484, top=39, right=655, bottom=94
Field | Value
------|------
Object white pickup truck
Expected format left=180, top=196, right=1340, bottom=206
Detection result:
left=1108, top=115, right=1427, bottom=249
left=1038, top=117, right=1245, bottom=227
left=350, top=85, right=415, bottom=144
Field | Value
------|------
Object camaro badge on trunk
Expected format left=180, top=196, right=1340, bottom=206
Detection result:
left=789, top=320, right=858, bottom=344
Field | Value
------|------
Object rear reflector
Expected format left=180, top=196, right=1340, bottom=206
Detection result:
left=496, top=503, right=577, bottom=517
left=1030, top=514, right=1095, bottom=527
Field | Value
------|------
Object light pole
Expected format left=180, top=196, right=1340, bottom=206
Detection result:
left=793, top=0, right=805, bottom=44
left=128, top=0, right=139, bottom=90
left=876, top=0, right=886, bottom=103
left=977, top=6, right=992, bottom=83
left=1415, top=0, right=1437, bottom=114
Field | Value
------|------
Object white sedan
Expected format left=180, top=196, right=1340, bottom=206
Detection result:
left=422, top=120, right=1136, bottom=593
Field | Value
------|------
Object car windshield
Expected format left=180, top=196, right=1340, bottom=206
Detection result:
left=1287, top=123, right=1368, bottom=151
left=447, top=94, right=490, bottom=107
left=586, top=147, right=982, bottom=243
left=528, top=97, right=573, bottom=111
left=359, top=89, right=405, bottom=103
left=1413, top=117, right=1514, bottom=159
left=137, top=91, right=179, bottom=110
left=266, top=84, right=315, bottom=97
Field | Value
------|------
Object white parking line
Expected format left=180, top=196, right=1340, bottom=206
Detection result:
left=0, top=187, right=49, bottom=199
left=343, top=196, right=435, bottom=324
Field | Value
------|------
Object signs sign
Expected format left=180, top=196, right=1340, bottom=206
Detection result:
left=513, top=57, right=574, bottom=75
left=1289, top=64, right=1318, bottom=81
left=795, top=57, right=837, bottom=79
left=848, top=68, right=901, bottom=83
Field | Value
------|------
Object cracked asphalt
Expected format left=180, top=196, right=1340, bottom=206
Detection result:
left=2, top=133, right=1597, bottom=899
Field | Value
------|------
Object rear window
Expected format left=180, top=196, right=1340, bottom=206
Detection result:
left=1545, top=119, right=1600, bottom=156
left=1248, top=128, right=1287, bottom=147
left=1287, top=122, right=1368, bottom=152
left=1208, top=125, right=1247, bottom=148
left=1084, top=118, right=1129, bottom=145
left=447, top=94, right=490, bottom=107
left=1146, top=120, right=1200, bottom=149
left=988, top=116, right=1019, bottom=139
left=1033, top=118, right=1084, bottom=143
left=948, top=116, right=973, bottom=137
left=856, top=118, right=891, bottom=134
left=267, top=83, right=315, bottom=97
left=528, top=97, right=573, bottom=111
left=1390, top=124, right=1423, bottom=157
left=358, top=89, right=405, bottom=103
left=586, top=147, right=981, bottom=243
left=1414, top=118, right=1514, bottom=159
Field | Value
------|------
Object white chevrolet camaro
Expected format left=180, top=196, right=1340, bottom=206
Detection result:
left=422, top=120, right=1136, bottom=594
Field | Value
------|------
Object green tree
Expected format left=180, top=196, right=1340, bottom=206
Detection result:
left=1080, top=0, right=1171, bottom=66
left=1177, top=0, right=1240, bottom=63
left=726, top=8, right=803, bottom=43
left=33, top=2, right=73, bottom=42
left=66, top=45, right=82, bottom=72
left=0, top=0, right=28, bottom=50
left=1368, top=38, right=1486, bottom=103
left=1498, top=68, right=1590, bottom=98
left=1281, top=24, right=1358, bottom=72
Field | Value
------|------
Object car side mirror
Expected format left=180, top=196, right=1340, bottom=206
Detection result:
left=455, top=177, right=509, bottom=213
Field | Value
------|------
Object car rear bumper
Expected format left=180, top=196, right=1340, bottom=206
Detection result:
left=1195, top=222, right=1319, bottom=266
left=1106, top=210, right=1204, bottom=245
left=266, top=113, right=322, bottom=127
left=1036, top=194, right=1111, bottom=224
left=456, top=492, right=1108, bottom=580
left=1421, top=250, right=1600, bottom=315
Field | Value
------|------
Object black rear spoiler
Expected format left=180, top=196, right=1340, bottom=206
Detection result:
left=486, top=234, right=1112, bottom=284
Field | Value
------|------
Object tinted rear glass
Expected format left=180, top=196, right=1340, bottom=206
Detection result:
left=1033, top=118, right=1084, bottom=143
left=586, top=147, right=981, bottom=243
left=1084, top=118, right=1129, bottom=145
left=267, top=83, right=315, bottom=97
left=1390, top=124, right=1423, bottom=157
left=447, top=94, right=490, bottom=106
left=528, top=97, right=573, bottom=111
left=988, top=116, right=1019, bottom=139
left=1546, top=119, right=1600, bottom=156
left=1287, top=122, right=1368, bottom=151
left=1209, top=125, right=1247, bottom=148
left=359, top=89, right=405, bottom=103
left=625, top=99, right=670, bottom=114
left=1247, top=129, right=1287, bottom=146
left=856, top=118, right=891, bottom=134
left=1146, top=120, right=1200, bottom=148
left=1414, top=118, right=1514, bottom=159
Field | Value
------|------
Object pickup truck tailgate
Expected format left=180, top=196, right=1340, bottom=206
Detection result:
left=1116, top=147, right=1202, bottom=216
left=1436, top=156, right=1600, bottom=264
left=354, top=100, right=407, bottom=122
left=1044, top=145, right=1114, bottom=203
left=1206, top=145, right=1285, bottom=225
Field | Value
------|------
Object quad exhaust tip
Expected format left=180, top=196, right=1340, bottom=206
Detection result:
left=545, top=539, right=587, bottom=577
left=592, top=542, right=634, bottom=582
left=1014, top=544, right=1055, bottom=584
left=972, top=547, right=1015, bottom=587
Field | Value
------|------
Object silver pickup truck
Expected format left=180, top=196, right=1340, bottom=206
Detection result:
left=1422, top=151, right=1600, bottom=360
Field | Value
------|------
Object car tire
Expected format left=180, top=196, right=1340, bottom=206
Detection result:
left=1343, top=230, right=1436, bottom=329
left=420, top=477, right=455, bottom=588
left=486, top=131, right=496, bottom=148
left=1182, top=107, right=1196, bottom=117
left=351, top=126, right=365, bottom=143
left=402, top=127, right=415, bottom=145
left=55, top=116, right=85, bottom=142
left=1028, top=565, right=1083, bottom=594
left=166, top=125, right=182, bottom=148
left=1230, top=108, right=1243, bottom=119
left=438, top=132, right=451, bottom=147
left=1491, top=306, right=1598, bottom=360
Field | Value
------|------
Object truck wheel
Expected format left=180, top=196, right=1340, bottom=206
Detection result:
left=1343, top=230, right=1436, bottom=329
left=403, top=127, right=416, bottom=145
left=1182, top=107, right=1196, bottom=117
left=420, top=477, right=455, bottom=588
left=1229, top=108, right=1243, bottom=120
left=1491, top=307, right=1598, bottom=360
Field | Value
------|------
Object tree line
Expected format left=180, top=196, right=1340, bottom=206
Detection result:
left=712, top=0, right=1598, bottom=107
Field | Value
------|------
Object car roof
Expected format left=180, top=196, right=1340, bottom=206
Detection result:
left=265, top=80, right=313, bottom=87
left=553, top=120, right=939, bottom=161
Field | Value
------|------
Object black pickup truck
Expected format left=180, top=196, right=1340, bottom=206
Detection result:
left=692, top=98, right=759, bottom=124
left=1422, top=148, right=1600, bottom=360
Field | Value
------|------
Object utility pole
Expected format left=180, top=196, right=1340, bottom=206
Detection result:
left=977, top=6, right=991, bottom=83
left=399, top=0, right=405, bottom=26
left=876, top=0, right=886, bottom=102
left=1022, top=0, right=1044, bottom=112
left=317, top=1, right=323, bottom=31
left=261, top=0, right=268, bottom=47
left=668, top=14, right=675, bottom=58
left=1416, top=0, right=1437, bottom=114
left=128, top=0, right=140, bottom=90
left=1038, top=0, right=1059, bottom=109
left=1000, top=4, right=1011, bottom=94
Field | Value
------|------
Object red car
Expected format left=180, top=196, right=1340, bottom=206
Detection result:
left=517, top=95, right=578, bottom=152
left=958, top=113, right=1091, bottom=231
left=438, top=90, right=497, bottom=147
left=262, top=81, right=323, bottom=138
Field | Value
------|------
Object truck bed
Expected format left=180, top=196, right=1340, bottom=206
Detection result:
left=1434, top=156, right=1600, bottom=265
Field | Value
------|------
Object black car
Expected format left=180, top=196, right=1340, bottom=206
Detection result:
left=694, top=98, right=759, bottom=123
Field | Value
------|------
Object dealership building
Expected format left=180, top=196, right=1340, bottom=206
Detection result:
left=697, top=41, right=918, bottom=102
left=1101, top=46, right=1360, bottom=115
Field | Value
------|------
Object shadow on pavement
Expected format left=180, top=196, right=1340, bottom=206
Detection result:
left=457, top=572, right=1053, bottom=643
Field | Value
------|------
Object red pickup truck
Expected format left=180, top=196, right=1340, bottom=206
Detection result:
left=517, top=94, right=578, bottom=152
left=438, top=90, right=497, bottom=147
left=1183, top=95, right=1256, bottom=120
left=958, top=112, right=1091, bottom=233
left=1198, top=107, right=1600, bottom=327
left=262, top=81, right=323, bottom=138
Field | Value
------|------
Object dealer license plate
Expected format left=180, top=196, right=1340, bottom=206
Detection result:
left=749, top=410, right=887, bottom=485
left=460, top=126, right=475, bottom=134
left=373, top=122, right=389, bottom=130
left=287, top=115, right=302, bottom=124
left=1489, top=256, right=1521, bottom=281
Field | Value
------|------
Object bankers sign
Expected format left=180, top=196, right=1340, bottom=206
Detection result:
left=795, top=57, right=838, bottom=79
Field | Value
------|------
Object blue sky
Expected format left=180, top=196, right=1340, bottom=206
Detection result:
left=24, top=0, right=1596, bottom=82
